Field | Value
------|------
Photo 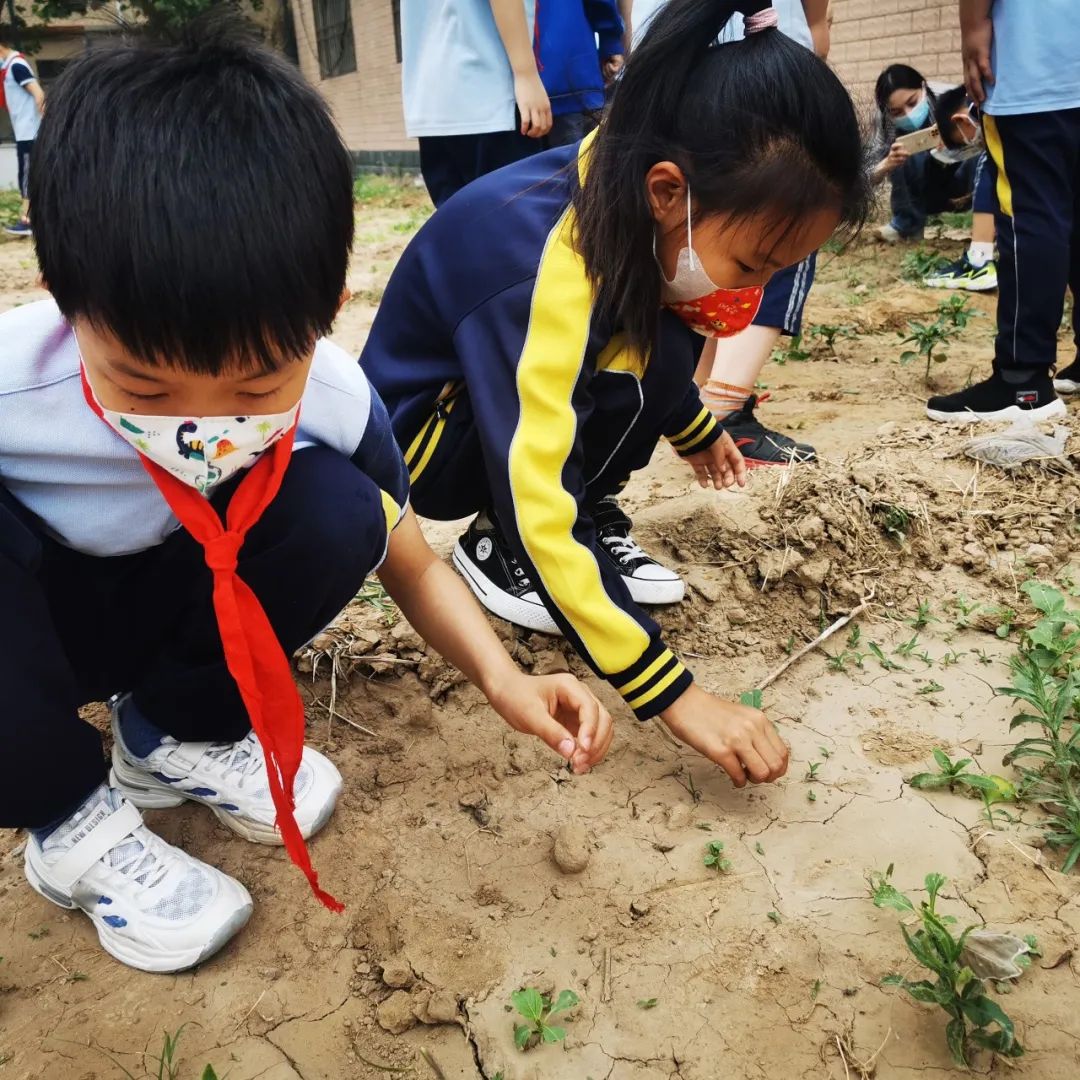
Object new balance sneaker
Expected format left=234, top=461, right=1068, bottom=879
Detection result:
left=924, top=252, right=998, bottom=292
left=1054, top=359, right=1080, bottom=394
left=926, top=370, right=1067, bottom=424
left=720, top=395, right=817, bottom=467
left=109, top=695, right=342, bottom=845
left=24, top=784, right=252, bottom=973
left=452, top=515, right=560, bottom=634
left=593, top=496, right=684, bottom=605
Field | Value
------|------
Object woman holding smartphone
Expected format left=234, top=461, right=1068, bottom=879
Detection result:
left=872, top=63, right=990, bottom=262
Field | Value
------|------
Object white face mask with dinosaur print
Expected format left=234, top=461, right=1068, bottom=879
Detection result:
left=82, top=366, right=300, bottom=495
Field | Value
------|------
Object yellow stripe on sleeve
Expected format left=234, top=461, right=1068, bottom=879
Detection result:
left=982, top=115, right=1013, bottom=218
left=379, top=488, right=403, bottom=534
left=506, top=207, right=652, bottom=674
left=626, top=662, right=685, bottom=711
left=614, top=649, right=675, bottom=696
left=668, top=407, right=713, bottom=446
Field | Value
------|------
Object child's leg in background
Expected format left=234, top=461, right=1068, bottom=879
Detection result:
left=418, top=123, right=542, bottom=208
left=923, top=152, right=999, bottom=291
left=970, top=151, right=997, bottom=259
left=694, top=256, right=818, bottom=466
left=984, top=109, right=1080, bottom=382
left=0, top=446, right=388, bottom=830
left=888, top=153, right=930, bottom=238
left=545, top=112, right=596, bottom=149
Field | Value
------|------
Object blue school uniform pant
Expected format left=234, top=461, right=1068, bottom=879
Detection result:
left=419, top=122, right=542, bottom=208
left=983, top=108, right=1080, bottom=371
left=888, top=150, right=993, bottom=238
left=0, top=447, right=387, bottom=830
left=754, top=252, right=817, bottom=338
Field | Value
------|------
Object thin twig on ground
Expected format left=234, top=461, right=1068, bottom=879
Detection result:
left=758, top=589, right=876, bottom=691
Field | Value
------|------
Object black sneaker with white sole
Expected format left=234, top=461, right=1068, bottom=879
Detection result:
left=593, top=497, right=685, bottom=605
left=926, top=369, right=1067, bottom=424
left=720, top=394, right=816, bottom=467
left=1054, top=358, right=1080, bottom=395
left=452, top=516, right=560, bottom=634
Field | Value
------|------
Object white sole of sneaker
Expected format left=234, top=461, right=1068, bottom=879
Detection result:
left=925, top=278, right=997, bottom=292
left=452, top=544, right=562, bottom=635
left=23, top=847, right=253, bottom=973
left=1054, top=378, right=1080, bottom=394
left=925, top=398, right=1068, bottom=425
left=109, top=747, right=341, bottom=845
left=623, top=574, right=685, bottom=605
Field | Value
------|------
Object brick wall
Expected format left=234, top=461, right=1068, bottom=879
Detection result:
left=830, top=0, right=963, bottom=110
left=292, top=0, right=414, bottom=155
left=296, top=0, right=966, bottom=158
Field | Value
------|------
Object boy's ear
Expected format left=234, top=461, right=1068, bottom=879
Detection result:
left=337, top=286, right=352, bottom=313
left=951, top=109, right=979, bottom=143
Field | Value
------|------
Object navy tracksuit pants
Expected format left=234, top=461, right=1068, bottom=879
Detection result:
left=0, top=447, right=387, bottom=829
left=984, top=108, right=1080, bottom=372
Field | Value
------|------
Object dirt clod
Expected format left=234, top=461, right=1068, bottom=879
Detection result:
left=376, top=990, right=417, bottom=1034
left=552, top=823, right=591, bottom=874
left=380, top=954, right=415, bottom=989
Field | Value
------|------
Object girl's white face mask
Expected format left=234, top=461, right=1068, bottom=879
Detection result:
left=82, top=366, right=300, bottom=495
left=658, top=186, right=764, bottom=338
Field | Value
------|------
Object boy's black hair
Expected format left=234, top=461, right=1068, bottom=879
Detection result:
left=0, top=24, right=15, bottom=46
left=932, top=85, right=973, bottom=148
left=572, top=0, right=871, bottom=355
left=30, top=11, right=355, bottom=374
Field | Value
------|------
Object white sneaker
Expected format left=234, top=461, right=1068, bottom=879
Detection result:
left=594, top=498, right=685, bottom=605
left=24, top=785, right=252, bottom=973
left=109, top=696, right=342, bottom=845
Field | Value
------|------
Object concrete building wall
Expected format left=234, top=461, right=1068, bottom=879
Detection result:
left=829, top=0, right=963, bottom=109
left=291, top=0, right=413, bottom=164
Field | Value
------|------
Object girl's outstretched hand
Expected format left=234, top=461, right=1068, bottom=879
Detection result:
left=486, top=672, right=614, bottom=774
left=659, top=684, right=789, bottom=787
left=683, top=430, right=748, bottom=490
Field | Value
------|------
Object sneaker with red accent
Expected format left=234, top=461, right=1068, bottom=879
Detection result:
left=719, top=395, right=816, bottom=467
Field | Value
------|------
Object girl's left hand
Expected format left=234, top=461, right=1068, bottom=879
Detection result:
left=486, top=672, right=614, bottom=775
left=683, top=430, right=748, bottom=490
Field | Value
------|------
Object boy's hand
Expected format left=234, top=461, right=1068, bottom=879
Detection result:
left=961, top=11, right=995, bottom=105
left=514, top=71, right=553, bottom=138
left=659, top=684, right=789, bottom=787
left=683, top=430, right=748, bottom=490
left=486, top=672, right=613, bottom=774
left=602, top=54, right=624, bottom=83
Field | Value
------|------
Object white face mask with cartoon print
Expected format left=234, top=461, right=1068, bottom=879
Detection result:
left=81, top=366, right=299, bottom=495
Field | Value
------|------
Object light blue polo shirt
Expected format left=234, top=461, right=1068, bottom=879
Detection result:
left=985, top=0, right=1080, bottom=116
left=401, top=0, right=536, bottom=138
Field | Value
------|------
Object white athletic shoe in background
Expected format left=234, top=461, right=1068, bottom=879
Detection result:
left=24, top=785, right=252, bottom=973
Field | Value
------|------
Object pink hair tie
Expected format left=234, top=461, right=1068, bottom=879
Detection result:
left=745, top=7, right=779, bottom=34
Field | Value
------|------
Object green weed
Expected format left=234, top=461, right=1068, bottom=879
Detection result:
left=703, top=840, right=732, bottom=873
left=909, top=749, right=1016, bottom=803
left=512, top=988, right=579, bottom=1051
left=808, top=323, right=856, bottom=357
left=870, top=868, right=1023, bottom=1067
left=770, top=335, right=812, bottom=366
left=899, top=316, right=960, bottom=383
left=901, top=246, right=947, bottom=282
left=936, top=294, right=977, bottom=330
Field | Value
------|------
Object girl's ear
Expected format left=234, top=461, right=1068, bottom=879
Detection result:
left=645, top=161, right=689, bottom=229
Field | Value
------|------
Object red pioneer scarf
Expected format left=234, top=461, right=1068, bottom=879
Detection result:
left=81, top=370, right=342, bottom=912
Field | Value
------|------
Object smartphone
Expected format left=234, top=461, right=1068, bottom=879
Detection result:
left=896, top=125, right=942, bottom=155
